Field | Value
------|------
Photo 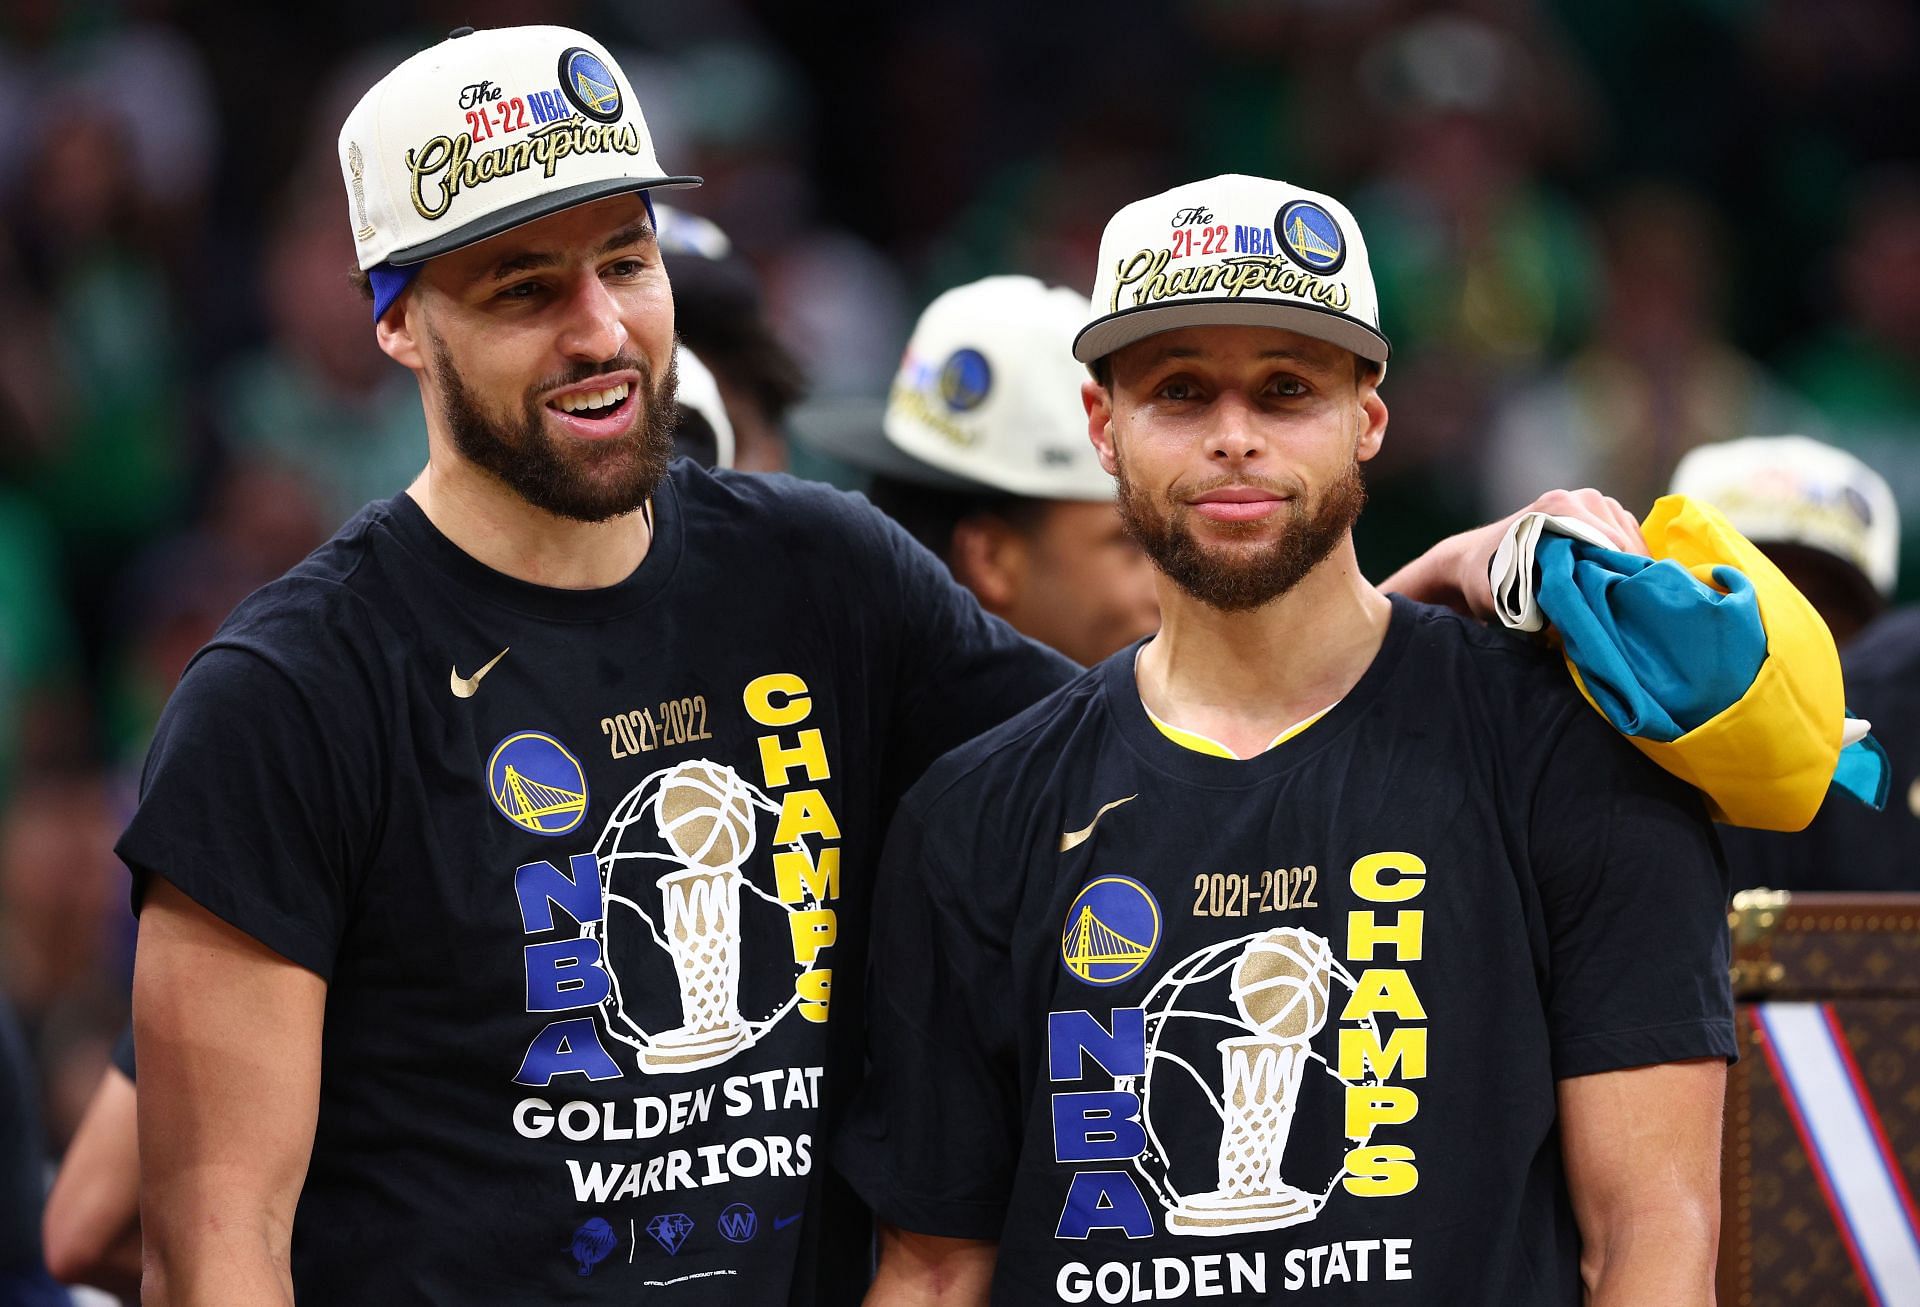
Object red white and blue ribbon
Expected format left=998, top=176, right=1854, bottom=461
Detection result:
left=1754, top=1002, right=1920, bottom=1305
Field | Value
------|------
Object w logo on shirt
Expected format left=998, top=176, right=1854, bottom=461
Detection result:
left=717, top=1202, right=758, bottom=1243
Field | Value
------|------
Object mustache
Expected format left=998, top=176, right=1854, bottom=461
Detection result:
left=529, top=354, right=651, bottom=397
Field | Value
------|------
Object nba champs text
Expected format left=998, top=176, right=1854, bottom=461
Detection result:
left=501, top=672, right=845, bottom=1202
left=1048, top=851, right=1428, bottom=1301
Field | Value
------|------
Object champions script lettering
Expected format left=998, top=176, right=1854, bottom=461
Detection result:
left=1108, top=249, right=1351, bottom=314
left=407, top=119, right=644, bottom=220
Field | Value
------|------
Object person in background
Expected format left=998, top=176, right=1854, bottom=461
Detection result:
left=1674, top=435, right=1920, bottom=892
left=811, top=275, right=1159, bottom=667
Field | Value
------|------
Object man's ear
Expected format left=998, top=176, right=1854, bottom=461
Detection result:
left=1356, top=381, right=1388, bottom=465
left=377, top=298, right=426, bottom=371
left=1084, top=379, right=1120, bottom=477
left=949, top=516, right=1028, bottom=614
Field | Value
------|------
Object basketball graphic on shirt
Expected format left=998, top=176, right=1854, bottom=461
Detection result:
left=657, top=761, right=758, bottom=869
left=587, top=759, right=823, bottom=1075
left=1231, top=928, right=1332, bottom=1040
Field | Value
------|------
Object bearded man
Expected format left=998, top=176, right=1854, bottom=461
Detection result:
left=836, top=176, right=1733, bottom=1307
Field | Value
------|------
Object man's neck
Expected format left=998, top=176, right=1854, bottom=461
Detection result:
left=406, top=456, right=653, bottom=591
left=1136, top=541, right=1391, bottom=759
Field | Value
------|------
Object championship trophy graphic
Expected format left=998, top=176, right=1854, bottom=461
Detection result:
left=1114, top=925, right=1385, bottom=1236
left=1166, top=927, right=1333, bottom=1232
left=589, top=759, right=820, bottom=1074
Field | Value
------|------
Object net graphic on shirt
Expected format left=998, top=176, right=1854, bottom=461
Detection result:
left=496, top=766, right=588, bottom=831
left=1114, top=927, right=1390, bottom=1236
left=584, top=759, right=821, bottom=1074
left=1062, top=905, right=1155, bottom=981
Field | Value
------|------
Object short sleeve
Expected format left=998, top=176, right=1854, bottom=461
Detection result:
left=856, top=502, right=1076, bottom=784
left=1528, top=707, right=1737, bottom=1079
left=833, top=800, right=1022, bottom=1240
left=116, top=642, right=382, bottom=980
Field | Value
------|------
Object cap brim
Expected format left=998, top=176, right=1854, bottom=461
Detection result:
left=1072, top=298, right=1390, bottom=368
left=383, top=174, right=703, bottom=266
left=788, top=395, right=989, bottom=493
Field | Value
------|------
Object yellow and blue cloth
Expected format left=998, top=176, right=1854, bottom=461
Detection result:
left=1525, top=496, right=1887, bottom=830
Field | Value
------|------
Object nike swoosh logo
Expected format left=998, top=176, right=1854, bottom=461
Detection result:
left=450, top=647, right=510, bottom=699
left=1059, top=795, right=1137, bottom=852
left=773, top=1213, right=802, bottom=1231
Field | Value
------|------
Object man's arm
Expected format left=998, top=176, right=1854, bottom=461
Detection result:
left=1559, top=1058, right=1725, bottom=1306
left=42, top=1063, right=142, bottom=1296
left=135, top=878, right=327, bottom=1307
left=1381, top=488, right=1648, bottom=617
left=864, top=1225, right=996, bottom=1307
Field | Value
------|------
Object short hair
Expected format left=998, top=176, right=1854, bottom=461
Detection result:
left=348, top=264, right=373, bottom=302
left=865, top=474, right=1050, bottom=564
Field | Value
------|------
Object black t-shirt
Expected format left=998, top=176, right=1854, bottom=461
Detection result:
left=836, top=596, right=1735, bottom=1306
left=1720, top=604, right=1920, bottom=892
left=115, top=462, right=1074, bottom=1306
left=0, top=1000, right=70, bottom=1304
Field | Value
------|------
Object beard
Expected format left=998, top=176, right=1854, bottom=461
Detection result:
left=1116, top=454, right=1366, bottom=612
left=429, top=333, right=678, bottom=524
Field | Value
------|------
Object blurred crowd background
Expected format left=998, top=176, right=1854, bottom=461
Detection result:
left=1, top=0, right=1917, bottom=1204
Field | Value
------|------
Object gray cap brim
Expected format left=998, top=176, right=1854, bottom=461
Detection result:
left=385, top=174, right=703, bottom=266
left=788, top=395, right=988, bottom=493
left=1073, top=298, right=1391, bottom=368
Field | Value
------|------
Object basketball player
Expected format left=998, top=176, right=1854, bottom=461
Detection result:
left=118, top=29, right=1687, bottom=1307
left=836, top=177, right=1734, bottom=1305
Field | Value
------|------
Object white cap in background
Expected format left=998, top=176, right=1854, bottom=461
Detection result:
left=881, top=275, right=1113, bottom=501
left=1671, top=434, right=1899, bottom=599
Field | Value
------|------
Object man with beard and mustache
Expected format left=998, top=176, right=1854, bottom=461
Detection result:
left=836, top=177, right=1733, bottom=1306
left=111, top=26, right=1088, bottom=1307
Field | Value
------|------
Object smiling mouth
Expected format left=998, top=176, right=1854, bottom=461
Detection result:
left=549, top=381, right=632, bottom=420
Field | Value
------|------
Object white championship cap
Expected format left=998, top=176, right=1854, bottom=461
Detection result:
left=1671, top=434, right=1899, bottom=599
left=673, top=346, right=735, bottom=469
left=1074, top=174, right=1389, bottom=373
left=880, top=275, right=1114, bottom=501
left=338, top=25, right=699, bottom=271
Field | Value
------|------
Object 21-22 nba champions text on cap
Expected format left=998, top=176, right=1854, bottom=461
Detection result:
left=339, top=25, right=700, bottom=271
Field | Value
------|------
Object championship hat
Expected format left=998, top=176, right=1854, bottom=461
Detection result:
left=339, top=25, right=699, bottom=312
left=1074, top=174, right=1389, bottom=374
left=1670, top=435, right=1899, bottom=601
left=881, top=276, right=1113, bottom=501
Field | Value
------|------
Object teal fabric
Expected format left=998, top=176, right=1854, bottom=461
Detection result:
left=1532, top=535, right=1888, bottom=811
left=1533, top=535, right=1765, bottom=742
left=1833, top=715, right=1891, bottom=811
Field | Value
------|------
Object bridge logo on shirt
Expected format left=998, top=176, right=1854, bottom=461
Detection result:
left=487, top=731, right=589, bottom=836
left=569, top=1216, right=618, bottom=1275
left=1061, top=876, right=1162, bottom=986
left=1047, top=852, right=1428, bottom=1289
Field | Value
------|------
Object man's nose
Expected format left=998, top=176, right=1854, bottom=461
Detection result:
left=1207, top=394, right=1268, bottom=463
left=555, top=272, right=629, bottom=362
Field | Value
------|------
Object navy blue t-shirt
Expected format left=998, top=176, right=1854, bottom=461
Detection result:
left=116, top=462, right=1074, bottom=1306
left=1719, top=603, right=1920, bottom=892
left=837, top=596, right=1734, bottom=1305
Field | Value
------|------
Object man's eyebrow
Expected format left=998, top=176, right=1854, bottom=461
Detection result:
left=483, top=221, right=656, bottom=282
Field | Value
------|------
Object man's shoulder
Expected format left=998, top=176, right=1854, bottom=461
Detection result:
left=1390, top=596, right=1586, bottom=717
left=1844, top=604, right=1920, bottom=684
left=199, top=502, right=407, bottom=683
left=905, top=664, right=1111, bottom=819
left=673, top=461, right=890, bottom=547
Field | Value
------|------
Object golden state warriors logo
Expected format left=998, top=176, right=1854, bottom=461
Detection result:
left=487, top=731, right=589, bottom=836
left=938, top=348, right=992, bottom=413
left=1276, top=200, right=1346, bottom=275
left=559, top=47, right=621, bottom=123
left=1062, top=876, right=1161, bottom=986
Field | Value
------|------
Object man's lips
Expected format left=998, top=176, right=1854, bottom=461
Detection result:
left=544, top=373, right=639, bottom=440
left=1188, top=485, right=1289, bottom=522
